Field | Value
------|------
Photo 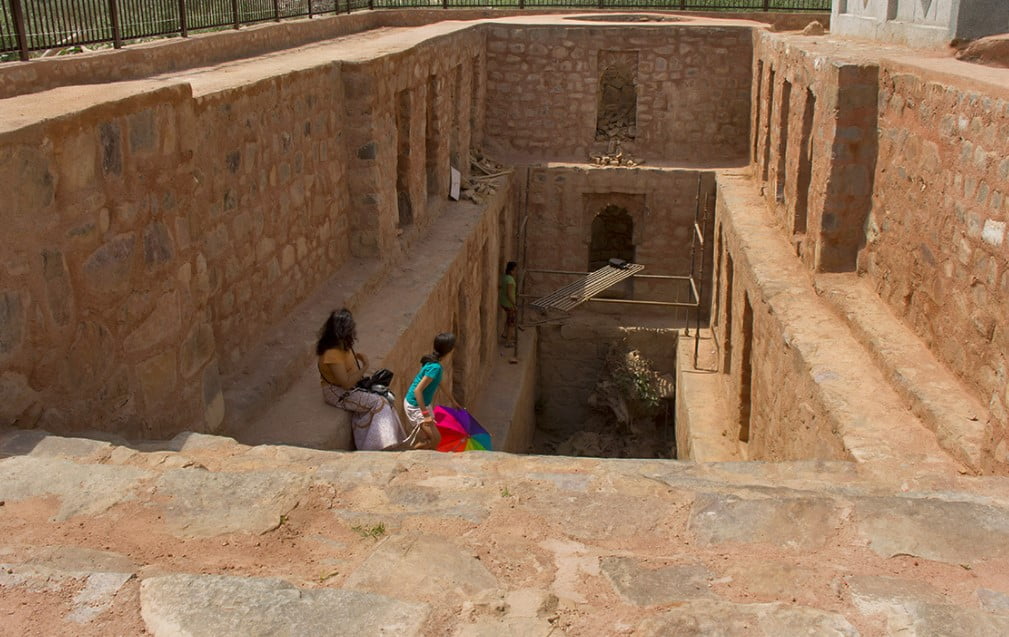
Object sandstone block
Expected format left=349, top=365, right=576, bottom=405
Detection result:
left=58, top=131, right=98, bottom=195
left=848, top=576, right=1009, bottom=636
left=0, top=289, right=25, bottom=360
left=129, top=110, right=157, bottom=154
left=635, top=600, right=858, bottom=636
left=143, top=222, right=174, bottom=267
left=137, top=348, right=178, bottom=407
left=601, top=557, right=714, bottom=606
left=855, top=496, right=1009, bottom=563
left=124, top=291, right=181, bottom=353
left=0, top=146, right=54, bottom=223
left=61, top=321, right=116, bottom=393
left=83, top=233, right=136, bottom=294
left=152, top=468, right=307, bottom=537
left=345, top=534, right=497, bottom=601
left=0, top=456, right=150, bottom=520
left=99, top=122, right=122, bottom=176
left=689, top=492, right=842, bottom=550
left=41, top=249, right=74, bottom=327
left=978, top=588, right=1009, bottom=615
left=140, top=575, right=428, bottom=637
left=180, top=323, right=215, bottom=379
left=0, top=371, right=36, bottom=426
left=202, top=363, right=225, bottom=432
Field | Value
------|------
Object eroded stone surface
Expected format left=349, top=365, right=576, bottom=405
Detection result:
left=635, top=600, right=859, bottom=636
left=345, top=534, right=498, bottom=601
left=855, top=497, right=1009, bottom=563
left=601, top=557, right=715, bottom=606
left=152, top=468, right=307, bottom=537
left=0, top=456, right=149, bottom=520
left=690, top=492, right=844, bottom=550
left=140, top=574, right=429, bottom=637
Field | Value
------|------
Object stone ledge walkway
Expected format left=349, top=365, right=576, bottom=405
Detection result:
left=226, top=179, right=509, bottom=449
left=3, top=427, right=1009, bottom=635
left=815, top=273, right=992, bottom=474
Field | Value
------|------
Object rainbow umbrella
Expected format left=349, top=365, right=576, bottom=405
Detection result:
left=433, top=406, right=492, bottom=452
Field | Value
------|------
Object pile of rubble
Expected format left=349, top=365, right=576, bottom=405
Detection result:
left=461, top=149, right=512, bottom=205
left=589, top=144, right=641, bottom=167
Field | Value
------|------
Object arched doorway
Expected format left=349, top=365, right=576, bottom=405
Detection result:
left=588, top=204, right=635, bottom=297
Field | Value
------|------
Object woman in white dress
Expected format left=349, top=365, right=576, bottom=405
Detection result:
left=317, top=309, right=406, bottom=450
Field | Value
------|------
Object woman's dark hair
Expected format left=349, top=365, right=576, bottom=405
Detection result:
left=316, top=309, right=356, bottom=355
left=505, top=261, right=517, bottom=275
left=421, top=332, right=456, bottom=364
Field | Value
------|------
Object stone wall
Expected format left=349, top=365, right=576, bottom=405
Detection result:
left=195, top=68, right=352, bottom=375
left=751, top=33, right=878, bottom=273
left=709, top=175, right=854, bottom=462
left=1, top=85, right=220, bottom=436
left=859, top=61, right=1009, bottom=447
left=483, top=23, right=753, bottom=163
left=521, top=165, right=715, bottom=310
left=342, top=29, right=484, bottom=258
left=0, top=11, right=824, bottom=101
left=0, top=64, right=354, bottom=437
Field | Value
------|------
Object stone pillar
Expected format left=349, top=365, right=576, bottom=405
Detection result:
left=831, top=0, right=1009, bottom=48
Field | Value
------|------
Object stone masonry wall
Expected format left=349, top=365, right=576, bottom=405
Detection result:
left=195, top=68, right=351, bottom=375
left=0, top=64, right=353, bottom=437
left=859, top=62, right=1009, bottom=450
left=484, top=24, right=752, bottom=163
left=522, top=165, right=715, bottom=310
left=343, top=29, right=483, bottom=259
left=0, top=85, right=219, bottom=437
left=709, top=175, right=851, bottom=462
left=751, top=33, right=878, bottom=273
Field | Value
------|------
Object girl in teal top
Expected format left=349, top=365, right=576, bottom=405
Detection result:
left=403, top=333, right=456, bottom=449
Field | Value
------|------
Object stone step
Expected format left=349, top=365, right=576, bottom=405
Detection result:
left=815, top=272, right=991, bottom=474
left=3, top=431, right=1009, bottom=634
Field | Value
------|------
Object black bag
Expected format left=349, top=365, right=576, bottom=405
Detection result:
left=356, top=368, right=394, bottom=392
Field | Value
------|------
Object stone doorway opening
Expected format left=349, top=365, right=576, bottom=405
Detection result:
left=588, top=204, right=636, bottom=299
left=596, top=50, right=639, bottom=141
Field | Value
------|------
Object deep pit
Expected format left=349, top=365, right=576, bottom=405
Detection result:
left=5, top=7, right=1009, bottom=634
left=0, top=9, right=1004, bottom=476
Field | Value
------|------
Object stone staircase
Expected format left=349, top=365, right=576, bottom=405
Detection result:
left=815, top=273, right=995, bottom=474
left=3, top=427, right=1009, bottom=635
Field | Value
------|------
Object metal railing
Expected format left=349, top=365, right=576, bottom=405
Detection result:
left=1, top=0, right=829, bottom=61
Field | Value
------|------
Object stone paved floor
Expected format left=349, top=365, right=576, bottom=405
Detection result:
left=2, top=427, right=1009, bottom=636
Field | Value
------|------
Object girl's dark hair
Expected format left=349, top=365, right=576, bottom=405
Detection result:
left=316, top=309, right=356, bottom=355
left=420, top=332, right=456, bottom=364
left=505, top=261, right=517, bottom=275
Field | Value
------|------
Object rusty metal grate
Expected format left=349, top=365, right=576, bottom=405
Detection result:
left=530, top=263, right=644, bottom=312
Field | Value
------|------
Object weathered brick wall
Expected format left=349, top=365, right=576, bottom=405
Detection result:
left=522, top=165, right=714, bottom=309
left=860, top=63, right=1009, bottom=441
left=751, top=33, right=878, bottom=273
left=484, top=24, right=752, bottom=163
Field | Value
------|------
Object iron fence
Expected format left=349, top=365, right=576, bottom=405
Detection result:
left=0, top=0, right=829, bottom=60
